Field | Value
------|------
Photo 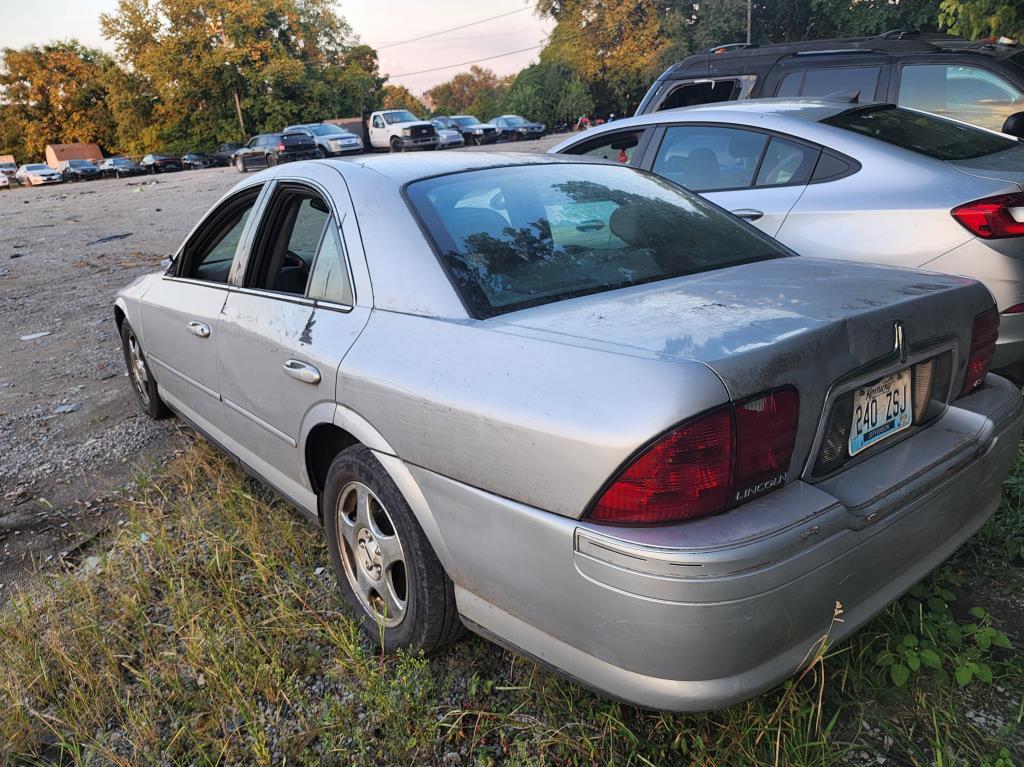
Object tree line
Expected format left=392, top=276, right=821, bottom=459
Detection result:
left=1, top=0, right=1020, bottom=161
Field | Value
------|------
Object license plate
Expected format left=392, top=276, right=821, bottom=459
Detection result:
left=849, top=369, right=912, bottom=456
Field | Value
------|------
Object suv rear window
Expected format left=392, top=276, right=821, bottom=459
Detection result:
left=822, top=105, right=1018, bottom=160
left=406, top=163, right=789, bottom=318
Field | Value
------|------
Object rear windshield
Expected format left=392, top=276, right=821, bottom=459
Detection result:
left=822, top=104, right=1019, bottom=160
left=406, top=163, right=789, bottom=318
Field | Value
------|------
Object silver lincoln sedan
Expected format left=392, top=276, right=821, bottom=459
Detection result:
left=115, top=153, right=1023, bottom=711
left=552, top=100, right=1024, bottom=367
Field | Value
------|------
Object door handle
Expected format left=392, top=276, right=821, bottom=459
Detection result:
left=187, top=321, right=211, bottom=338
left=283, top=359, right=321, bottom=385
left=731, top=208, right=764, bottom=222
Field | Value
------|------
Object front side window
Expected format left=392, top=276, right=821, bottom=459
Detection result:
left=181, top=188, right=261, bottom=283
left=652, top=125, right=768, bottom=191
left=660, top=79, right=739, bottom=110
left=564, top=130, right=644, bottom=164
left=778, top=66, right=881, bottom=99
left=898, top=64, right=1024, bottom=131
left=372, top=116, right=385, bottom=128
left=823, top=104, right=1019, bottom=160
left=406, top=163, right=790, bottom=318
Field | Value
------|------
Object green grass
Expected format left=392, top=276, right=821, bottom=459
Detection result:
left=1, top=437, right=1022, bottom=766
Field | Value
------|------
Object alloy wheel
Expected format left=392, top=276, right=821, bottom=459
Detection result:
left=126, top=329, right=151, bottom=406
left=335, top=481, right=408, bottom=627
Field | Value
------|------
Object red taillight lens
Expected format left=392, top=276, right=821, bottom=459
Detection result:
left=960, top=307, right=999, bottom=397
left=951, top=193, right=1024, bottom=239
left=589, top=408, right=733, bottom=524
left=732, top=388, right=799, bottom=501
left=278, top=143, right=286, bottom=151
left=588, top=388, right=798, bottom=525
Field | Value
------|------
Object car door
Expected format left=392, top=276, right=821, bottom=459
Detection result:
left=644, top=123, right=819, bottom=236
left=216, top=166, right=371, bottom=507
left=139, top=183, right=266, bottom=431
left=369, top=114, right=388, bottom=148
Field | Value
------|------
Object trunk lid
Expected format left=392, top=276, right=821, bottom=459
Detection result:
left=947, top=143, right=1024, bottom=189
left=495, top=257, right=993, bottom=479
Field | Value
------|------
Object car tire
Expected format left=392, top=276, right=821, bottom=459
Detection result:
left=323, top=445, right=462, bottom=654
left=510, top=131, right=521, bottom=142
left=268, top=154, right=278, bottom=167
left=120, top=321, right=170, bottom=420
left=235, top=158, right=246, bottom=173
left=390, top=137, right=403, bottom=153
left=316, top=147, right=327, bottom=159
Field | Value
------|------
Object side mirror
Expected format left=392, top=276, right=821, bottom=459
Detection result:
left=1002, top=112, right=1024, bottom=139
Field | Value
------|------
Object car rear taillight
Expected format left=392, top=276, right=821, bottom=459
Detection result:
left=960, top=307, right=999, bottom=397
left=278, top=143, right=287, bottom=151
left=951, top=193, right=1024, bottom=239
left=588, top=387, right=798, bottom=525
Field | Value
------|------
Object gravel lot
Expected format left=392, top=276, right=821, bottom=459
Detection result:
left=0, top=135, right=567, bottom=595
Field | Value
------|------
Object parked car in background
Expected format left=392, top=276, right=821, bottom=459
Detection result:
left=366, top=109, right=438, bottom=152
left=435, top=115, right=499, bottom=145
left=181, top=152, right=218, bottom=170
left=284, top=123, right=364, bottom=156
left=491, top=115, right=546, bottom=141
left=553, top=99, right=1024, bottom=366
left=115, top=152, right=1021, bottom=712
left=15, top=163, right=63, bottom=185
left=213, top=142, right=243, bottom=166
left=431, top=120, right=466, bottom=149
left=0, top=161, right=18, bottom=182
left=636, top=31, right=1024, bottom=136
left=0, top=173, right=8, bottom=189
left=58, top=159, right=101, bottom=182
left=141, top=154, right=182, bottom=174
left=99, top=157, right=146, bottom=178
left=233, top=132, right=319, bottom=172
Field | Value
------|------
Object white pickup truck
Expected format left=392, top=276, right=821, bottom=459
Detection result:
left=366, top=109, right=438, bottom=152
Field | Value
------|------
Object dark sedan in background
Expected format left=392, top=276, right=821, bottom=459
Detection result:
left=141, top=154, right=182, bottom=174
left=213, top=142, right=243, bottom=166
left=435, top=115, right=499, bottom=145
left=58, top=159, right=102, bottom=182
left=99, top=157, right=146, bottom=178
left=181, top=152, right=218, bottom=170
left=491, top=114, right=546, bottom=141
left=232, top=132, right=319, bottom=172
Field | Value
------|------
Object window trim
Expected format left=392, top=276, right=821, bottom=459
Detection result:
left=239, top=179, right=357, bottom=311
left=642, top=121, right=860, bottom=193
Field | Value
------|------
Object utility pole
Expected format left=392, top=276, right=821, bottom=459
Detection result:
left=746, top=0, right=752, bottom=45
left=233, top=86, right=246, bottom=139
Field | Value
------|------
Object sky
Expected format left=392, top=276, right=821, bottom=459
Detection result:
left=0, top=0, right=554, bottom=94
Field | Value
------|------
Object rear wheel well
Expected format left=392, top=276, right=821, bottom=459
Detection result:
left=306, top=423, right=360, bottom=514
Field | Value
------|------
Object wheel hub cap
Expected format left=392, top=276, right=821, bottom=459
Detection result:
left=356, top=527, right=383, bottom=581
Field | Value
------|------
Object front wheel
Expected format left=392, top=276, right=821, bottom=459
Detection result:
left=510, top=131, right=521, bottom=142
left=390, top=137, right=403, bottom=153
left=235, top=157, right=246, bottom=173
left=120, top=321, right=170, bottom=420
left=323, top=445, right=462, bottom=653
left=267, top=153, right=278, bottom=167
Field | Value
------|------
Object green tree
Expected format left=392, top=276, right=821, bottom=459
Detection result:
left=502, top=60, right=594, bottom=127
left=0, top=40, right=118, bottom=162
left=381, top=84, right=428, bottom=114
left=99, top=0, right=377, bottom=151
left=424, top=66, right=514, bottom=117
left=939, top=0, right=1024, bottom=41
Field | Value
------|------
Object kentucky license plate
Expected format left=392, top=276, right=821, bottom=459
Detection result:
left=849, top=369, right=912, bottom=456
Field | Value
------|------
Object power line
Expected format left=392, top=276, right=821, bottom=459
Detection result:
left=387, top=44, right=545, bottom=78
left=376, top=7, right=530, bottom=49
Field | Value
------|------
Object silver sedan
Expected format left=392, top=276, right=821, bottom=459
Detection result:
left=115, top=153, right=1022, bottom=711
left=552, top=100, right=1024, bottom=366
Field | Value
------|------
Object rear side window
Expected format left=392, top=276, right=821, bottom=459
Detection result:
left=898, top=64, right=1024, bottom=132
left=823, top=105, right=1019, bottom=160
left=180, top=188, right=261, bottom=284
left=652, top=125, right=768, bottom=191
left=755, top=138, right=819, bottom=186
left=405, top=164, right=790, bottom=318
left=777, top=66, right=881, bottom=99
left=659, top=79, right=739, bottom=110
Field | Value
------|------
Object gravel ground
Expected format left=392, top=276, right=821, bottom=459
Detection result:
left=0, top=134, right=567, bottom=596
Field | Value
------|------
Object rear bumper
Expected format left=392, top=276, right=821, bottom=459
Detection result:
left=407, top=374, right=1023, bottom=711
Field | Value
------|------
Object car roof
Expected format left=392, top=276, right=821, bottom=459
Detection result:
left=664, top=32, right=1022, bottom=78
left=567, top=97, right=853, bottom=130
left=322, top=150, right=589, bottom=185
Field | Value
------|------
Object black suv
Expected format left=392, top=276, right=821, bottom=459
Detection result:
left=636, top=31, right=1024, bottom=136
